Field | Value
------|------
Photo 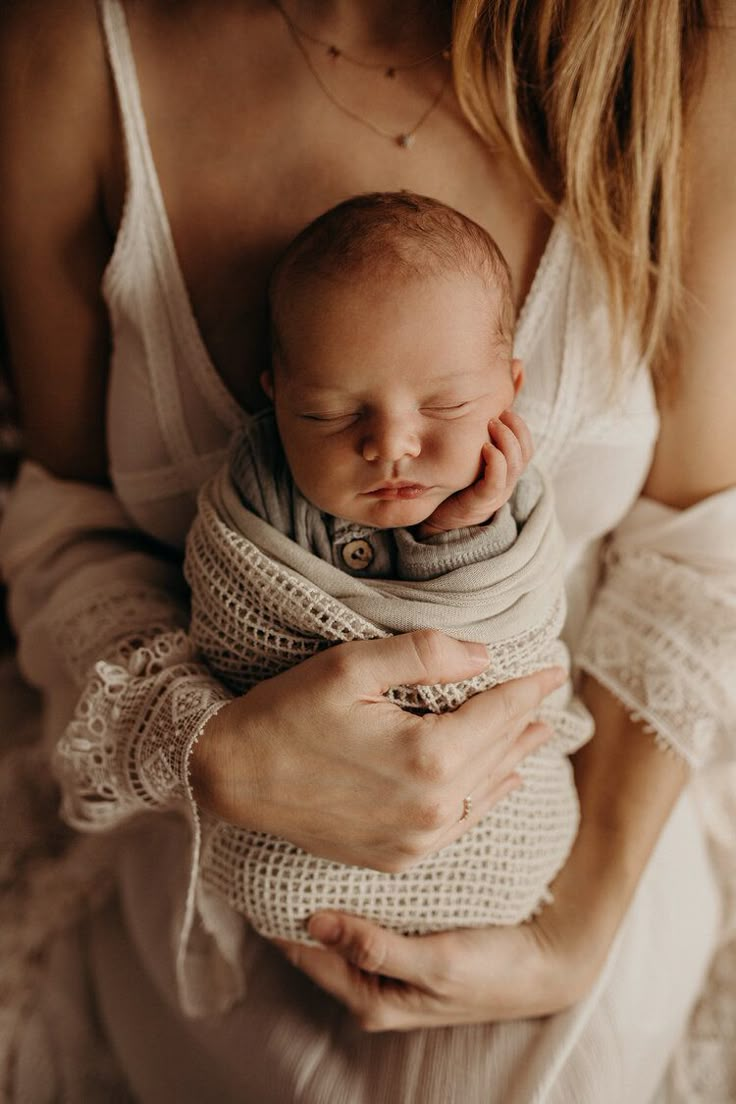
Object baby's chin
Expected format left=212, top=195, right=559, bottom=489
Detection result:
left=338, top=494, right=441, bottom=530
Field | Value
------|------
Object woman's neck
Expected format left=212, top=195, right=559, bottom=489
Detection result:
left=280, top=0, right=451, bottom=56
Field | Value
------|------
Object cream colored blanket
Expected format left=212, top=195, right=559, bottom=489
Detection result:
left=184, top=464, right=593, bottom=943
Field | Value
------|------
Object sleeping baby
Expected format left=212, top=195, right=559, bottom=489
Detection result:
left=185, top=191, right=592, bottom=944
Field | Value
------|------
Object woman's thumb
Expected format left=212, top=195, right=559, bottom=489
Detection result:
left=307, top=912, right=426, bottom=983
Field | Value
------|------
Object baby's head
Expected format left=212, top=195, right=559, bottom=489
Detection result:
left=263, top=191, right=522, bottom=528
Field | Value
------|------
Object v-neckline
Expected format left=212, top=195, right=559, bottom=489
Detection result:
left=101, top=0, right=565, bottom=425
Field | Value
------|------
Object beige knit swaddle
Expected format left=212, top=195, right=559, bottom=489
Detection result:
left=185, top=463, right=592, bottom=944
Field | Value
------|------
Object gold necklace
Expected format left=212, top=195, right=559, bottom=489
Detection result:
left=273, top=0, right=451, bottom=77
left=273, top=1, right=452, bottom=149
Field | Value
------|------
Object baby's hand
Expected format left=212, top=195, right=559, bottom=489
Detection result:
left=418, top=410, right=533, bottom=537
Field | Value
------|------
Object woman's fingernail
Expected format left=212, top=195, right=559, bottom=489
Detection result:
left=309, top=914, right=342, bottom=945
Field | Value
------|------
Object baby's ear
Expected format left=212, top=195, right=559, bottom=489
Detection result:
left=260, top=369, right=275, bottom=401
left=511, top=358, right=524, bottom=395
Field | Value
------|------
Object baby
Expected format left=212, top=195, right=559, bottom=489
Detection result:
left=185, top=192, right=592, bottom=944
left=255, top=189, right=529, bottom=569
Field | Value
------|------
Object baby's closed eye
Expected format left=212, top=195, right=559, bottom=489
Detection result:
left=421, top=401, right=471, bottom=414
left=300, top=411, right=361, bottom=426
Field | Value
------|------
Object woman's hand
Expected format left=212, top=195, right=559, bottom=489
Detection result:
left=275, top=679, right=692, bottom=1030
left=273, top=904, right=595, bottom=1032
left=191, top=629, right=564, bottom=872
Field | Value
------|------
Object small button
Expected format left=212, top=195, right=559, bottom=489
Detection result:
left=341, top=538, right=374, bottom=571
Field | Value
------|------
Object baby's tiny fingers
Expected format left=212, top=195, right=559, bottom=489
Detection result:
left=498, top=410, right=535, bottom=466
left=489, top=419, right=524, bottom=484
left=480, top=442, right=508, bottom=500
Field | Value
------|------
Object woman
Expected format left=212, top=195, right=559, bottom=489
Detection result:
left=0, top=0, right=734, bottom=1100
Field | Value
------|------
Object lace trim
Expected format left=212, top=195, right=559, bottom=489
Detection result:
left=576, top=548, right=736, bottom=768
left=48, top=581, right=189, bottom=686
left=55, top=606, right=233, bottom=829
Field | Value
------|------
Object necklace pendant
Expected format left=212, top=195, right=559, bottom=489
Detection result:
left=397, top=133, right=414, bottom=149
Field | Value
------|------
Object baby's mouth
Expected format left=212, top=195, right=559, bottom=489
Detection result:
left=363, top=482, right=429, bottom=499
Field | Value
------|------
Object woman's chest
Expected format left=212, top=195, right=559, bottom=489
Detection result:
left=106, top=5, right=550, bottom=409
left=102, top=0, right=657, bottom=553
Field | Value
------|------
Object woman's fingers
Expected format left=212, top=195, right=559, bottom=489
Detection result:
left=206, top=629, right=567, bottom=870
left=306, top=912, right=422, bottom=979
left=445, top=666, right=566, bottom=743
left=278, top=911, right=577, bottom=1029
left=338, top=629, right=491, bottom=697
left=429, top=721, right=551, bottom=850
left=485, top=770, right=523, bottom=807
left=386, top=670, right=563, bottom=854
left=275, top=938, right=422, bottom=1033
left=279, top=914, right=441, bottom=996
left=278, top=915, right=477, bottom=1032
left=494, top=719, right=554, bottom=775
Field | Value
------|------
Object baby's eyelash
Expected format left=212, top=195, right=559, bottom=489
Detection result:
left=424, top=402, right=471, bottom=413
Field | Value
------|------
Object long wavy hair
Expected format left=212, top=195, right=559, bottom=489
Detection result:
left=451, top=0, right=713, bottom=387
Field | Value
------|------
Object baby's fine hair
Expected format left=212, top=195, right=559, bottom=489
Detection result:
left=269, top=191, right=515, bottom=360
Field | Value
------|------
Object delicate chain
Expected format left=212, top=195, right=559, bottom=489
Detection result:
left=273, top=2, right=452, bottom=149
left=272, top=0, right=451, bottom=76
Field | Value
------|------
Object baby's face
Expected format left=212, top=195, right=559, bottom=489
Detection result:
left=268, top=270, right=518, bottom=529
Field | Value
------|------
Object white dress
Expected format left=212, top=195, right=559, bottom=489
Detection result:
left=1, top=0, right=733, bottom=1100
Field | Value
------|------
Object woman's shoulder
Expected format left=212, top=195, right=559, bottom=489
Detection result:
left=0, top=0, right=107, bottom=96
left=0, top=0, right=122, bottom=481
left=689, top=10, right=736, bottom=173
left=0, top=0, right=117, bottom=201
left=642, top=14, right=736, bottom=507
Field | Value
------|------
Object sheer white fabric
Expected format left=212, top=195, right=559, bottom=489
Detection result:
left=577, top=490, right=736, bottom=767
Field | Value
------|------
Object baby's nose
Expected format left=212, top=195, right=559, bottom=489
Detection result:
left=361, top=417, right=421, bottom=462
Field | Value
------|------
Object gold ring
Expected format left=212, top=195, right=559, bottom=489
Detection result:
left=460, top=795, right=472, bottom=822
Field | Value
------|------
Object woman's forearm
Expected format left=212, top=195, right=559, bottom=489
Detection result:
left=541, top=674, right=690, bottom=987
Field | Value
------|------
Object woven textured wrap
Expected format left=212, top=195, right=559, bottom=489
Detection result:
left=184, top=467, right=592, bottom=943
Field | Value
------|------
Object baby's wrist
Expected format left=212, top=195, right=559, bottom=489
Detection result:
left=415, top=518, right=447, bottom=539
left=416, top=511, right=496, bottom=540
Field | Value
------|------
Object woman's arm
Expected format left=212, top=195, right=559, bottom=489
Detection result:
left=271, top=649, right=693, bottom=1031
left=0, top=0, right=561, bottom=860
left=0, top=4, right=568, bottom=1019
left=0, top=0, right=114, bottom=483
left=276, top=22, right=736, bottom=1027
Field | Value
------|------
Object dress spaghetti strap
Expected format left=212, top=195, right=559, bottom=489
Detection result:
left=98, top=0, right=160, bottom=207
left=97, top=0, right=244, bottom=518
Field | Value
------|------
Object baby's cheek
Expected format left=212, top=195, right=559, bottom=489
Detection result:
left=447, top=436, right=486, bottom=488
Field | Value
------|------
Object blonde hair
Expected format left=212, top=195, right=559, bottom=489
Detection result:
left=451, top=0, right=712, bottom=387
